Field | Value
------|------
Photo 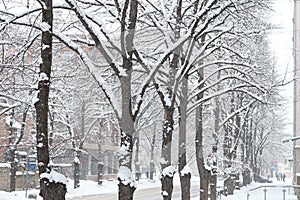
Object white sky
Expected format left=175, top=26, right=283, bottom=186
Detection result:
left=270, top=0, right=294, bottom=77
left=269, top=0, right=294, bottom=136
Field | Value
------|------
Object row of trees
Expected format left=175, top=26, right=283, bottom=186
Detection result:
left=0, top=0, right=289, bottom=200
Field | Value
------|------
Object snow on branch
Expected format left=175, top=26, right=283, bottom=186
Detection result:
left=172, top=33, right=231, bottom=100
left=134, top=29, right=199, bottom=111
left=135, top=0, right=228, bottom=98
left=0, top=6, right=41, bottom=27
left=219, top=100, right=256, bottom=128
left=53, top=30, right=121, bottom=119
left=0, top=103, right=20, bottom=115
left=187, top=84, right=259, bottom=114
left=65, top=0, right=125, bottom=77
left=188, top=74, right=265, bottom=104
left=283, top=136, right=300, bottom=143
left=228, top=106, right=252, bottom=154
left=189, top=60, right=255, bottom=79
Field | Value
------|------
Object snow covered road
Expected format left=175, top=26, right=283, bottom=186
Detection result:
left=67, top=181, right=298, bottom=200
left=67, top=185, right=201, bottom=200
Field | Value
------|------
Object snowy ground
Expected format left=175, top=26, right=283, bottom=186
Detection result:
left=0, top=176, right=297, bottom=200
left=0, top=175, right=162, bottom=200
left=221, top=180, right=297, bottom=200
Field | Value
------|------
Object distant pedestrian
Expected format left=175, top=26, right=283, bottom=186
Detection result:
left=279, top=173, right=282, bottom=181
left=276, top=173, right=279, bottom=181
left=283, top=174, right=286, bottom=182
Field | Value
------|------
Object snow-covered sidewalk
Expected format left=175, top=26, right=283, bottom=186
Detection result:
left=222, top=179, right=297, bottom=200
left=0, top=177, right=298, bottom=200
left=0, top=177, right=161, bottom=200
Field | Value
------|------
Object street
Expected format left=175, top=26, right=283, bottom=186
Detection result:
left=67, top=184, right=201, bottom=200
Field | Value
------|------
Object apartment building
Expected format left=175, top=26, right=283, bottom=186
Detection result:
left=294, top=0, right=300, bottom=185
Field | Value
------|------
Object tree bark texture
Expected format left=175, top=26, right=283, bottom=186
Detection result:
left=40, top=179, right=67, bottom=200
left=161, top=175, right=174, bottom=200
left=73, top=101, right=86, bottom=189
left=10, top=161, right=17, bottom=192
left=211, top=75, right=220, bottom=200
left=74, top=156, right=80, bottom=189
left=134, top=136, right=141, bottom=181
left=8, top=110, right=16, bottom=192
left=35, top=1, right=66, bottom=199
left=117, top=0, right=138, bottom=196
left=35, top=0, right=52, bottom=196
left=149, top=132, right=156, bottom=180
left=224, top=176, right=235, bottom=195
left=117, top=0, right=138, bottom=189
left=199, top=163, right=210, bottom=200
left=8, top=107, right=29, bottom=192
left=178, top=74, right=191, bottom=200
left=210, top=174, right=217, bottom=200
left=195, top=68, right=210, bottom=200
left=98, top=162, right=103, bottom=185
left=160, top=108, right=174, bottom=200
left=118, top=131, right=135, bottom=200
left=118, top=182, right=136, bottom=200
left=159, top=0, right=181, bottom=194
left=118, top=74, right=136, bottom=199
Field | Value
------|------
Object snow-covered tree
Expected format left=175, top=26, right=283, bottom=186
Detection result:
left=0, top=1, right=290, bottom=200
left=34, top=0, right=67, bottom=199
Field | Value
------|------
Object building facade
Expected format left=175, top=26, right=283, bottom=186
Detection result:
left=294, top=0, right=300, bottom=185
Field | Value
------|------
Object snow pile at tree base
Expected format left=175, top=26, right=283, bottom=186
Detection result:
left=40, top=170, right=67, bottom=185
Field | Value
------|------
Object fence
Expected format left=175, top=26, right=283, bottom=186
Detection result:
left=246, top=185, right=300, bottom=200
left=0, top=165, right=39, bottom=191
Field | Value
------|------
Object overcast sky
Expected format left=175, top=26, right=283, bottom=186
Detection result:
left=269, top=0, right=294, bottom=135
left=270, top=0, right=294, bottom=79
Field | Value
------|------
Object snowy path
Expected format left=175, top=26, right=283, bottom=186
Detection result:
left=222, top=181, right=298, bottom=200
left=67, top=183, right=201, bottom=200
left=0, top=177, right=298, bottom=200
left=67, top=179, right=299, bottom=200
left=246, top=187, right=296, bottom=200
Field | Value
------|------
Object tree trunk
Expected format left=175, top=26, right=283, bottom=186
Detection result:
left=210, top=70, right=221, bottom=200
left=210, top=146, right=218, bottom=200
left=118, top=131, right=135, bottom=200
left=210, top=174, right=217, bottom=200
left=72, top=101, right=86, bottom=189
left=149, top=132, right=156, bottom=180
left=8, top=110, right=16, bottom=192
left=118, top=74, right=136, bottom=200
left=199, top=164, right=210, bottom=200
left=160, top=108, right=175, bottom=200
left=74, top=154, right=80, bottom=188
left=161, top=175, right=174, bottom=200
left=134, top=136, right=141, bottom=181
left=98, top=162, right=103, bottom=185
left=35, top=1, right=66, bottom=198
left=8, top=107, right=29, bottom=192
left=117, top=0, right=138, bottom=192
left=178, top=74, right=191, bottom=200
left=160, top=0, right=182, bottom=194
left=40, top=180, right=67, bottom=200
left=196, top=127, right=210, bottom=200
left=195, top=68, right=210, bottom=200
left=10, top=160, right=17, bottom=192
